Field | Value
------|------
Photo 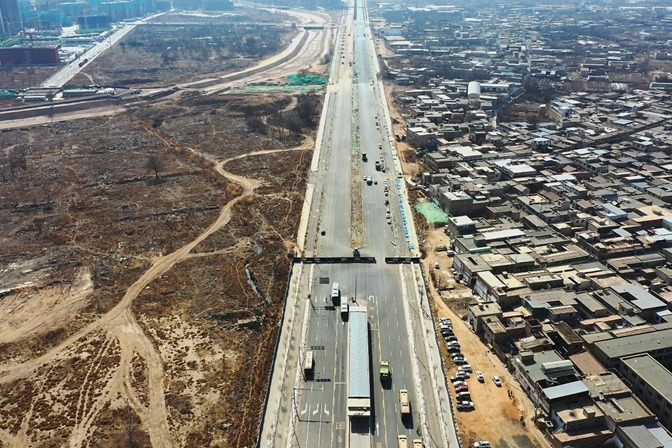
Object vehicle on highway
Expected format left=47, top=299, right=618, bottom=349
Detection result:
left=452, top=381, right=467, bottom=388
left=397, top=435, right=408, bottom=448
left=380, top=361, right=391, bottom=383
left=385, top=199, right=389, bottom=206
left=476, top=371, right=484, bottom=382
left=456, top=401, right=474, bottom=410
left=387, top=218, right=391, bottom=224
left=400, top=389, right=410, bottom=415
left=474, top=441, right=491, bottom=448
left=363, top=175, right=367, bottom=181
left=341, top=300, right=349, bottom=318
left=412, top=439, right=423, bottom=448
left=347, top=307, right=370, bottom=417
left=379, top=144, right=383, bottom=149
left=362, top=152, right=367, bottom=162
left=331, top=283, right=340, bottom=303
left=303, top=350, right=314, bottom=379
left=367, top=176, right=373, bottom=185
left=493, top=375, right=502, bottom=386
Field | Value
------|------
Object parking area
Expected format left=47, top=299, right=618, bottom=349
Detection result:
left=422, top=228, right=549, bottom=448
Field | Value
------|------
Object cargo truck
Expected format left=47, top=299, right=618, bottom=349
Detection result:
left=380, top=361, right=390, bottom=383
left=400, top=389, right=410, bottom=415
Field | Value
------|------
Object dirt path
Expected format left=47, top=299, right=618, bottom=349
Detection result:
left=0, top=135, right=312, bottom=447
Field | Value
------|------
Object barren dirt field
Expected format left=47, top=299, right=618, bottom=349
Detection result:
left=0, top=66, right=60, bottom=90
left=67, top=9, right=297, bottom=88
left=0, top=92, right=319, bottom=447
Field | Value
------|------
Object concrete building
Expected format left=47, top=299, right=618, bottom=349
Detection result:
left=620, top=354, right=672, bottom=432
left=591, top=328, right=672, bottom=370
left=0, top=0, right=21, bottom=36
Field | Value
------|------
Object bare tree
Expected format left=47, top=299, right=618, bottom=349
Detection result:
left=145, top=154, right=164, bottom=183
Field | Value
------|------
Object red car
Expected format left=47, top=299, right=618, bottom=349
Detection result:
left=455, top=385, right=469, bottom=393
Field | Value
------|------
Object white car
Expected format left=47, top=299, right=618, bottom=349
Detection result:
left=475, top=371, right=484, bottom=382
left=474, top=442, right=491, bottom=448
left=387, top=218, right=391, bottom=225
left=434, top=261, right=440, bottom=269
left=493, top=375, right=502, bottom=387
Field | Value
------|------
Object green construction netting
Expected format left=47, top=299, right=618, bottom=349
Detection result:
left=415, top=202, right=450, bottom=224
left=286, top=73, right=327, bottom=86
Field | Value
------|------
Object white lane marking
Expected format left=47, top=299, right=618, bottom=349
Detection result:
left=301, top=403, right=308, bottom=416
left=313, top=404, right=320, bottom=416
left=324, top=405, right=330, bottom=416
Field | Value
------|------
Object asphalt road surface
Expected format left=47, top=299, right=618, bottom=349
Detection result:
left=260, top=1, right=458, bottom=447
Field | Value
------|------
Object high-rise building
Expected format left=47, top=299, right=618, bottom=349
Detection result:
left=0, top=0, right=22, bottom=37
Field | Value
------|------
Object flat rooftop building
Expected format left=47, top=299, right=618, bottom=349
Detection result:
left=591, top=328, right=672, bottom=370
left=621, top=354, right=672, bottom=432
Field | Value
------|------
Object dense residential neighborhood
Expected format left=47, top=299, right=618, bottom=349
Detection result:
left=371, top=1, right=672, bottom=447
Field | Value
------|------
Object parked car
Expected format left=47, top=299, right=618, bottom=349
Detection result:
left=493, top=376, right=502, bottom=387
left=456, top=401, right=474, bottom=410
left=452, top=381, right=467, bottom=388
left=458, top=364, right=472, bottom=373
left=450, top=268, right=458, bottom=275
left=452, top=354, right=465, bottom=360
left=448, top=348, right=461, bottom=355
left=474, top=441, right=491, bottom=448
left=455, top=385, right=469, bottom=393
left=441, top=329, right=453, bottom=337
left=454, top=358, right=468, bottom=365
left=475, top=371, right=484, bottom=382
left=445, top=336, right=458, bottom=342
left=450, top=374, right=468, bottom=382
left=456, top=391, right=471, bottom=400
left=434, top=261, right=440, bottom=269
left=440, top=317, right=451, bottom=325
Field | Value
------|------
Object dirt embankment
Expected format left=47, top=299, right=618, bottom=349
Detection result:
left=0, top=92, right=321, bottom=447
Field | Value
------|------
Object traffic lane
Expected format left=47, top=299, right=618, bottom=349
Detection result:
left=316, top=82, right=353, bottom=256
left=297, top=270, right=347, bottom=447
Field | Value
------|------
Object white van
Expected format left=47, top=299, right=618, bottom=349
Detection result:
left=331, top=283, right=340, bottom=300
left=341, top=300, right=349, bottom=317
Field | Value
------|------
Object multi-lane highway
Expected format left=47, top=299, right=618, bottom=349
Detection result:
left=260, top=1, right=458, bottom=447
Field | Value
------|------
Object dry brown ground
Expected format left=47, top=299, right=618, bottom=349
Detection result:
left=0, top=92, right=319, bottom=447
left=66, top=21, right=297, bottom=88
left=0, top=66, right=60, bottom=90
